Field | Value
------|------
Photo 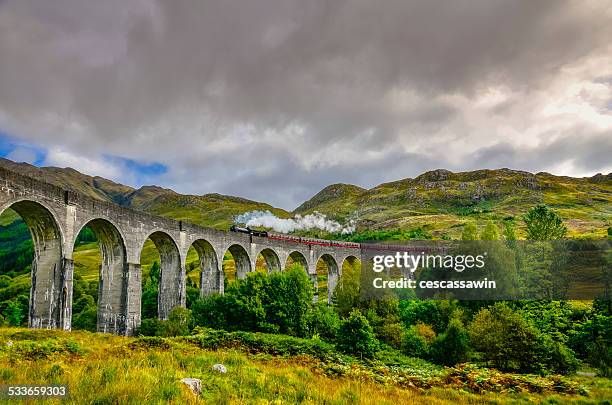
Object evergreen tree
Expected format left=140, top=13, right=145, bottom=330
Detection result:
left=524, top=205, right=567, bottom=240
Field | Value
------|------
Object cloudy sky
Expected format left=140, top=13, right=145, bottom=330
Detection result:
left=0, top=0, right=611, bottom=209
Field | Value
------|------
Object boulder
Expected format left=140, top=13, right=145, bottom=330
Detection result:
left=180, top=378, right=202, bottom=396
left=212, top=363, right=227, bottom=373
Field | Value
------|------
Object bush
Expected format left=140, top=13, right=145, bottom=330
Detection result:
left=136, top=318, right=164, bottom=336
left=376, top=322, right=404, bottom=349
left=468, top=302, right=538, bottom=372
left=402, top=326, right=430, bottom=358
left=305, top=302, right=340, bottom=341
left=430, top=318, right=469, bottom=366
left=72, top=305, right=97, bottom=332
left=468, top=302, right=579, bottom=374
left=186, top=327, right=336, bottom=360
left=191, top=264, right=313, bottom=336
left=534, top=335, right=579, bottom=375
left=161, top=307, right=193, bottom=337
left=399, top=300, right=456, bottom=333
left=336, top=309, right=379, bottom=359
left=5, top=299, right=25, bottom=326
left=191, top=294, right=229, bottom=330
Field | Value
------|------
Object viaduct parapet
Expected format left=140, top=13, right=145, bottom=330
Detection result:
left=0, top=166, right=360, bottom=335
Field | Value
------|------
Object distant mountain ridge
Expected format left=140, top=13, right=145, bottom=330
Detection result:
left=0, top=158, right=290, bottom=229
left=0, top=158, right=610, bottom=237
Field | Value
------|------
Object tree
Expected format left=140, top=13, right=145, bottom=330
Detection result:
left=149, top=261, right=161, bottom=286
left=480, top=221, right=500, bottom=241
left=469, top=302, right=580, bottom=374
left=305, top=302, right=340, bottom=341
left=265, top=263, right=314, bottom=336
left=461, top=223, right=478, bottom=241
left=524, top=205, right=567, bottom=240
left=337, top=309, right=379, bottom=358
left=402, top=322, right=435, bottom=358
left=6, top=299, right=24, bottom=326
left=72, top=304, right=97, bottom=332
left=141, top=287, right=159, bottom=320
left=190, top=263, right=313, bottom=336
left=430, top=317, right=469, bottom=365
left=468, top=302, right=538, bottom=371
left=503, top=219, right=517, bottom=242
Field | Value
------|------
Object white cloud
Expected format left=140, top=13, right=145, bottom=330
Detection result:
left=44, top=148, right=123, bottom=180
left=0, top=0, right=610, bottom=208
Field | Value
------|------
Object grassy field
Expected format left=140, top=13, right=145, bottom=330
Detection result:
left=0, top=327, right=610, bottom=404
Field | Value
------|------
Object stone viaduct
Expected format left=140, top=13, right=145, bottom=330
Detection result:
left=0, top=166, right=361, bottom=336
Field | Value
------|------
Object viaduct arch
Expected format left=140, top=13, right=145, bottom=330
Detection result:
left=0, top=166, right=361, bottom=335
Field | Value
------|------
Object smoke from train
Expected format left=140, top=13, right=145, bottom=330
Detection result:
left=234, top=210, right=355, bottom=234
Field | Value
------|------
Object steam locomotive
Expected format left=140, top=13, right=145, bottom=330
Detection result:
left=229, top=224, right=360, bottom=249
left=229, top=225, right=269, bottom=238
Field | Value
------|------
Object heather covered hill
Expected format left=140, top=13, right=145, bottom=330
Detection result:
left=294, top=169, right=612, bottom=239
left=0, top=159, right=610, bottom=237
left=0, top=158, right=290, bottom=229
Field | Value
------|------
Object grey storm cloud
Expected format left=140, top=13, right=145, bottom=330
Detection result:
left=0, top=0, right=610, bottom=209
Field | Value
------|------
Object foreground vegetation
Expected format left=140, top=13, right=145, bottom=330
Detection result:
left=0, top=160, right=610, bottom=404
left=1, top=327, right=610, bottom=404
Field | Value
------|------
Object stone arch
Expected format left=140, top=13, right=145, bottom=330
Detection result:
left=316, top=254, right=339, bottom=304
left=341, top=255, right=360, bottom=272
left=73, top=218, right=128, bottom=334
left=0, top=199, right=67, bottom=330
left=224, top=244, right=251, bottom=280
left=256, top=248, right=281, bottom=273
left=190, top=239, right=221, bottom=296
left=285, top=251, right=308, bottom=271
left=141, top=231, right=184, bottom=320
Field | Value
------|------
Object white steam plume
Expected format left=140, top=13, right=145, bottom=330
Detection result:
left=235, top=210, right=355, bottom=235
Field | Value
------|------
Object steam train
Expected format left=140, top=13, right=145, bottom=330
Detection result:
left=229, top=225, right=360, bottom=249
left=229, top=225, right=269, bottom=237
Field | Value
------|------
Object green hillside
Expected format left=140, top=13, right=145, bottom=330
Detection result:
left=0, top=158, right=291, bottom=229
left=1, top=160, right=609, bottom=238
left=295, top=169, right=612, bottom=239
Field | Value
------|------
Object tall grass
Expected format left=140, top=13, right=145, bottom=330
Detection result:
left=1, top=328, right=610, bottom=404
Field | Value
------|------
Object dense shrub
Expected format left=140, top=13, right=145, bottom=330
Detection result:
left=534, top=335, right=580, bottom=375
left=401, top=325, right=430, bottom=358
left=305, top=302, right=340, bottom=341
left=161, top=307, right=193, bottom=337
left=568, top=313, right=611, bottom=377
left=468, top=302, right=538, bottom=371
left=72, top=304, right=97, bottom=332
left=191, top=264, right=313, bottom=337
left=136, top=318, right=164, bottom=337
left=186, top=327, right=336, bottom=360
left=332, top=259, right=361, bottom=317
left=336, top=310, right=379, bottom=358
left=399, top=300, right=457, bottom=333
left=361, top=298, right=404, bottom=348
left=430, top=318, right=469, bottom=366
left=468, top=302, right=579, bottom=374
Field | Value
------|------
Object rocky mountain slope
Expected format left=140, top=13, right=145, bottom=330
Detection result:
left=0, top=158, right=289, bottom=229
left=294, top=168, right=611, bottom=238
left=0, top=158, right=610, bottom=238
